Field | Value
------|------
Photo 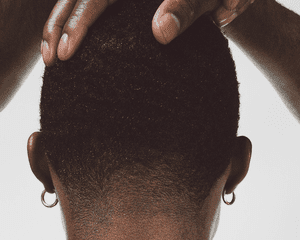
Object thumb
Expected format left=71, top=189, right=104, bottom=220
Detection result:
left=152, top=0, right=221, bottom=45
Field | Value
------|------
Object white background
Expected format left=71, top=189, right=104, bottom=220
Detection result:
left=0, top=1, right=299, bottom=239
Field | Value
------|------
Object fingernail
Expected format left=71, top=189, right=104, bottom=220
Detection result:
left=160, top=13, right=180, bottom=44
left=42, top=40, right=50, bottom=62
left=170, top=13, right=180, bottom=30
left=58, top=33, right=69, bottom=57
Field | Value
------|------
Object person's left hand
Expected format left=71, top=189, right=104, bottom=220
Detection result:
left=41, top=0, right=117, bottom=67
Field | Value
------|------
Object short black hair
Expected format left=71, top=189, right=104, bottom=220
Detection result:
left=40, top=0, right=239, bottom=219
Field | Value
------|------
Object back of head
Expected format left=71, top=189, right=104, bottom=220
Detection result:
left=40, top=0, right=239, bottom=227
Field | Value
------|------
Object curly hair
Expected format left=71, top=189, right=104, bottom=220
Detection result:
left=39, top=0, right=240, bottom=221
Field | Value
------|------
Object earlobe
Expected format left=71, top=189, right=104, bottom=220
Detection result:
left=224, top=136, right=252, bottom=194
left=27, top=132, right=55, bottom=193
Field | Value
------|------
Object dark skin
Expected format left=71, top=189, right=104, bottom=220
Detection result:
left=1, top=0, right=299, bottom=238
left=27, top=131, right=252, bottom=239
left=221, top=0, right=300, bottom=123
left=0, top=0, right=57, bottom=111
left=1, top=0, right=300, bottom=120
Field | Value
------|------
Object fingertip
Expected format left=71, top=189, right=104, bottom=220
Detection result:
left=58, top=27, right=89, bottom=61
left=45, top=58, right=57, bottom=67
left=152, top=8, right=169, bottom=45
left=57, top=33, right=70, bottom=61
left=152, top=21, right=168, bottom=45
left=41, top=38, right=58, bottom=67
left=152, top=13, right=179, bottom=45
left=160, top=13, right=180, bottom=44
left=41, top=40, right=50, bottom=66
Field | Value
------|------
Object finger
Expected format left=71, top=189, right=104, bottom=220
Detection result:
left=152, top=0, right=221, bottom=45
left=57, top=0, right=117, bottom=61
left=42, top=0, right=78, bottom=66
left=223, top=0, right=239, bottom=11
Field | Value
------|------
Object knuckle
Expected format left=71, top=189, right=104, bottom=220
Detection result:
left=67, top=2, right=91, bottom=30
left=177, top=0, right=217, bottom=28
left=66, top=16, right=89, bottom=35
left=67, top=15, right=80, bottom=30
left=43, top=19, right=64, bottom=40
left=175, top=0, right=197, bottom=26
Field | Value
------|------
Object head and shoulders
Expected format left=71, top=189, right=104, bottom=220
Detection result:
left=27, top=0, right=252, bottom=239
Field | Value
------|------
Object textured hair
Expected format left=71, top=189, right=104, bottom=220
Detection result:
left=40, top=0, right=239, bottom=222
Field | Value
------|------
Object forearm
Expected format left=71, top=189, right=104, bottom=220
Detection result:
left=0, top=0, right=57, bottom=112
left=0, top=35, right=41, bottom=112
left=222, top=0, right=300, bottom=123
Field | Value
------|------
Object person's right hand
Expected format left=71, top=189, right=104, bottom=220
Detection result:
left=152, top=0, right=245, bottom=44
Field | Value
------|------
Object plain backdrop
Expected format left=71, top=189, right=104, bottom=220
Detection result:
left=0, top=0, right=299, bottom=239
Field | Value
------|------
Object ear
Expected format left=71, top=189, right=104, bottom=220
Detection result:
left=27, top=132, right=55, bottom=193
left=224, top=136, right=252, bottom=194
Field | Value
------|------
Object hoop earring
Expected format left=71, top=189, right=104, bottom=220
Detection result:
left=41, top=189, right=59, bottom=208
left=222, top=189, right=235, bottom=205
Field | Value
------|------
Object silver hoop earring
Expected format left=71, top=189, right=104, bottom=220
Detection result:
left=222, top=189, right=235, bottom=205
left=41, top=189, right=59, bottom=208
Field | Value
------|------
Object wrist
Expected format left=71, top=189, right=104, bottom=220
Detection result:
left=219, top=0, right=281, bottom=54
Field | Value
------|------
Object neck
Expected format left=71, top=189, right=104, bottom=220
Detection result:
left=65, top=214, right=209, bottom=240
left=49, top=164, right=229, bottom=240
